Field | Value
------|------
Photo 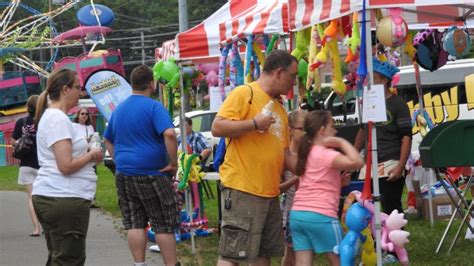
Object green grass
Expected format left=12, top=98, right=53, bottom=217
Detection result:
left=0, top=166, right=22, bottom=191
left=1, top=166, right=473, bottom=265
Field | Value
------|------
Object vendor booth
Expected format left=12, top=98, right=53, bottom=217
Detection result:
left=286, top=0, right=473, bottom=264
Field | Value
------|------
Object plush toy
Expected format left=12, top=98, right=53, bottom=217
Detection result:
left=311, top=24, right=330, bottom=70
left=334, top=202, right=372, bottom=266
left=230, top=42, right=244, bottom=86
left=291, top=28, right=311, bottom=61
left=412, top=108, right=434, bottom=138
left=218, top=44, right=231, bottom=101
left=266, top=34, right=279, bottom=56
left=252, top=41, right=265, bottom=68
left=306, top=25, right=321, bottom=91
left=328, top=37, right=346, bottom=97
left=345, top=12, right=360, bottom=63
left=322, top=20, right=339, bottom=45
left=403, top=31, right=416, bottom=61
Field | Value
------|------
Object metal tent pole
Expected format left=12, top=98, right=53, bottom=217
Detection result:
left=362, top=7, right=383, bottom=266
left=178, top=62, right=195, bottom=254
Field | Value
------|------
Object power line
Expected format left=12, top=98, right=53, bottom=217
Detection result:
left=106, top=31, right=179, bottom=41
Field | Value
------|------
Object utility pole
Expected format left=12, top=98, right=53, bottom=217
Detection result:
left=140, top=31, right=145, bottom=65
left=178, top=0, right=189, bottom=32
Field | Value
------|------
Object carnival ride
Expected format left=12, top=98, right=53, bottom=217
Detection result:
left=0, top=1, right=122, bottom=111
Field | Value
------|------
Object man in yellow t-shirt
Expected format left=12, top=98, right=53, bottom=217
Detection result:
left=212, top=50, right=298, bottom=266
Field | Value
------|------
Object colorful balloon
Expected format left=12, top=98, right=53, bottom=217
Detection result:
left=152, top=58, right=180, bottom=89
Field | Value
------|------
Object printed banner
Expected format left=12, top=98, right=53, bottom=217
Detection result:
left=85, top=70, right=132, bottom=121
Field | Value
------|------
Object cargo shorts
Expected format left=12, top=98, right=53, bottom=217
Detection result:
left=219, top=187, right=284, bottom=263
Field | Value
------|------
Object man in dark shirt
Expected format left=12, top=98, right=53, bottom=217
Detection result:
left=354, top=57, right=412, bottom=215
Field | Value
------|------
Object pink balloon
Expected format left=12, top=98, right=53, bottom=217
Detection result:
left=206, top=70, right=219, bottom=86
left=198, top=63, right=219, bottom=75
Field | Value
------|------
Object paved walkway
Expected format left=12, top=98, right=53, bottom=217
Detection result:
left=0, top=191, right=163, bottom=265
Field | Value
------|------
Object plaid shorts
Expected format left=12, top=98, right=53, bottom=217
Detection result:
left=115, top=173, right=180, bottom=233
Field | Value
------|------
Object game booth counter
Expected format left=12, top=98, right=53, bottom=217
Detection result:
left=285, top=0, right=474, bottom=264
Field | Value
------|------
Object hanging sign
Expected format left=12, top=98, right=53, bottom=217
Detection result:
left=85, top=70, right=132, bottom=121
left=362, top=84, right=387, bottom=123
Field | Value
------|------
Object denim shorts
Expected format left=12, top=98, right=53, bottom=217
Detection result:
left=289, top=210, right=343, bottom=253
left=115, top=173, right=180, bottom=233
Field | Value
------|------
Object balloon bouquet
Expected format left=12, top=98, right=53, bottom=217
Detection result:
left=153, top=58, right=180, bottom=116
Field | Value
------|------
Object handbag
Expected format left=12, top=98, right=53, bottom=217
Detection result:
left=13, top=118, right=34, bottom=159
left=13, top=134, right=34, bottom=159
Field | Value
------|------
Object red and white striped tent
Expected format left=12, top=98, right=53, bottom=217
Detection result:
left=155, top=40, right=176, bottom=62
left=171, top=0, right=289, bottom=61
left=289, top=0, right=474, bottom=31
left=218, top=0, right=289, bottom=45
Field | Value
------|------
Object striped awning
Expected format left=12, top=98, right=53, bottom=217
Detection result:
left=174, top=0, right=290, bottom=60
left=289, top=0, right=474, bottom=31
left=219, top=0, right=289, bottom=45
left=155, top=40, right=176, bottom=62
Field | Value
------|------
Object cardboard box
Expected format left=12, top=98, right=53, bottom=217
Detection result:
left=422, top=195, right=459, bottom=221
left=412, top=180, right=460, bottom=221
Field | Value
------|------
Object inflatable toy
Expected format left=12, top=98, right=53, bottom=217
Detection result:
left=153, top=58, right=180, bottom=88
left=376, top=9, right=407, bottom=47
left=443, top=26, right=471, bottom=58
left=334, top=202, right=372, bottom=266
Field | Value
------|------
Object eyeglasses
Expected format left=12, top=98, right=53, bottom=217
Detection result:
left=70, top=84, right=81, bottom=90
left=291, top=126, right=304, bottom=131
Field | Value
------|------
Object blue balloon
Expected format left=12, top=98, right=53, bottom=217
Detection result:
left=334, top=203, right=372, bottom=266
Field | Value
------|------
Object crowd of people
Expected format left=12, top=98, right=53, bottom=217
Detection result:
left=11, top=49, right=412, bottom=266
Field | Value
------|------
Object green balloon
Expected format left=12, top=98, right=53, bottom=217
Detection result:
left=153, top=58, right=180, bottom=88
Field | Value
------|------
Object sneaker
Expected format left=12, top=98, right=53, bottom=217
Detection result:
left=404, top=206, right=418, bottom=215
left=149, top=244, right=160, bottom=253
left=383, top=253, right=399, bottom=264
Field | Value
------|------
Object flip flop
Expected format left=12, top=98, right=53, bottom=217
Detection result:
left=29, top=233, right=41, bottom=237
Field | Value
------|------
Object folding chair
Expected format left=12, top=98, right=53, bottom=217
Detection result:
left=419, top=120, right=474, bottom=253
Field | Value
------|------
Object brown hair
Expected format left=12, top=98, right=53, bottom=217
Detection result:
left=288, top=109, right=307, bottom=128
left=295, top=110, right=332, bottom=176
left=262, top=50, right=297, bottom=74
left=26, top=95, right=39, bottom=117
left=131, top=65, right=153, bottom=91
left=73, top=107, right=91, bottom=125
left=35, top=68, right=77, bottom=124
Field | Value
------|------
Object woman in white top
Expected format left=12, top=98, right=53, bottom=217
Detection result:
left=32, top=68, right=102, bottom=265
left=73, top=107, right=95, bottom=142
